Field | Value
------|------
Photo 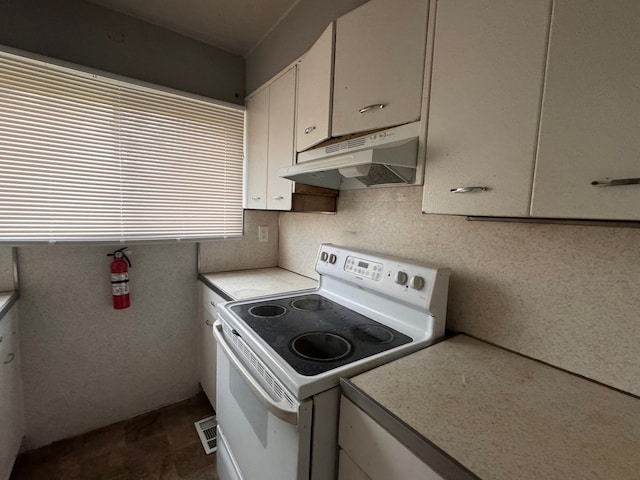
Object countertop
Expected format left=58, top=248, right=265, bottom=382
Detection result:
left=199, top=267, right=317, bottom=300
left=343, top=334, right=640, bottom=480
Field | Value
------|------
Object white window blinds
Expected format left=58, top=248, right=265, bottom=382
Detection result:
left=0, top=50, right=244, bottom=243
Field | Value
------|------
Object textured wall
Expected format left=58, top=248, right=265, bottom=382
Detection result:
left=17, top=244, right=199, bottom=449
left=199, top=210, right=280, bottom=273
left=0, top=0, right=244, bottom=104
left=0, top=248, right=15, bottom=292
left=0, top=0, right=252, bottom=450
left=278, top=187, right=640, bottom=396
left=245, top=0, right=367, bottom=93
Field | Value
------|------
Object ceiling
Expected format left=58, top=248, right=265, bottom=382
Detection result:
left=87, top=0, right=300, bottom=56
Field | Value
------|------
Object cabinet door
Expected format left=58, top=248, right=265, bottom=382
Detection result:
left=339, top=397, right=444, bottom=480
left=199, top=284, right=220, bottom=407
left=266, top=67, right=296, bottom=210
left=531, top=0, right=640, bottom=220
left=245, top=88, right=269, bottom=209
left=332, top=0, right=428, bottom=136
left=0, top=306, right=25, bottom=480
left=422, top=0, right=551, bottom=216
left=338, top=450, right=370, bottom=480
left=296, top=23, right=334, bottom=153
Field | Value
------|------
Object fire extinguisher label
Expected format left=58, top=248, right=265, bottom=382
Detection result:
left=111, top=272, right=129, bottom=296
left=112, top=282, right=130, bottom=296
left=111, top=273, right=128, bottom=283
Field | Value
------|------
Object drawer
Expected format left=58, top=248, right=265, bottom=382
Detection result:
left=339, top=397, right=444, bottom=480
left=200, top=282, right=228, bottom=318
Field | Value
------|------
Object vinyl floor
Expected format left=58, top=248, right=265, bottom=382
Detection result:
left=10, top=392, right=218, bottom=480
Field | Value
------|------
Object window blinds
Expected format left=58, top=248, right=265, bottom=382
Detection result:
left=0, top=50, right=244, bottom=243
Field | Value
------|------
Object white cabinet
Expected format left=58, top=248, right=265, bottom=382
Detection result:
left=422, top=0, right=551, bottom=216
left=332, top=0, right=429, bottom=137
left=245, top=67, right=296, bottom=210
left=296, top=23, right=334, bottom=153
left=0, top=304, right=24, bottom=480
left=245, top=87, right=270, bottom=209
left=198, top=283, right=225, bottom=407
left=423, top=0, right=640, bottom=222
left=338, top=397, right=444, bottom=480
left=531, top=0, right=640, bottom=220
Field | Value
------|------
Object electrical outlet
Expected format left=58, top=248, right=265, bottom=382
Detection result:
left=258, top=225, right=269, bottom=243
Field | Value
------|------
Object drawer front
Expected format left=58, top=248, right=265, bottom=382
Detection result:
left=201, top=283, right=228, bottom=317
left=339, top=397, right=444, bottom=480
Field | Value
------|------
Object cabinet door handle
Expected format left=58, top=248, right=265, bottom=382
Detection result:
left=304, top=126, right=316, bottom=134
left=450, top=186, right=489, bottom=193
left=251, top=196, right=262, bottom=200
left=359, top=103, right=385, bottom=114
left=205, top=318, right=214, bottom=326
left=271, top=195, right=284, bottom=200
left=591, top=177, right=640, bottom=187
left=4, top=353, right=15, bottom=364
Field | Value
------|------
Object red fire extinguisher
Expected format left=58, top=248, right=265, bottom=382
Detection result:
left=107, top=248, right=132, bottom=309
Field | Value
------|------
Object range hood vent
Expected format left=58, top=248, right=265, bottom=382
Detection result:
left=279, top=122, right=420, bottom=190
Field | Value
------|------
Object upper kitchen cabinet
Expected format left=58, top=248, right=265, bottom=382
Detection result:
left=422, top=0, right=551, bottom=216
left=245, top=67, right=296, bottom=210
left=531, top=0, right=640, bottom=220
left=331, top=0, right=429, bottom=137
left=296, top=23, right=334, bottom=153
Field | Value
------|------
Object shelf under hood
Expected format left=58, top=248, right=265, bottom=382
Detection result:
left=279, top=122, right=420, bottom=190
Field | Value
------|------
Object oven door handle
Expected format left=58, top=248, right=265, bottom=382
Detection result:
left=214, top=323, right=299, bottom=426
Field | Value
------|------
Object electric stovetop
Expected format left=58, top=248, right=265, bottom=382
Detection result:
left=230, top=294, right=412, bottom=376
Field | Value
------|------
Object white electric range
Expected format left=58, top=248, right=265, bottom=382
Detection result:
left=213, top=244, right=450, bottom=480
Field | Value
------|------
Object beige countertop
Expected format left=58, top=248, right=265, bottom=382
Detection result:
left=345, top=334, right=640, bottom=480
left=200, top=267, right=317, bottom=300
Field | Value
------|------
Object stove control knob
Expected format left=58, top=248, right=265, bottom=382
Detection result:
left=394, top=271, right=408, bottom=285
left=320, top=252, right=329, bottom=262
left=409, top=275, right=425, bottom=290
left=329, top=254, right=337, bottom=264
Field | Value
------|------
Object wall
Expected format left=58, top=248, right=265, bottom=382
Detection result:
left=199, top=210, right=279, bottom=273
left=279, top=187, right=640, bottom=396
left=0, top=248, right=15, bottom=292
left=245, top=0, right=367, bottom=93
left=16, top=210, right=278, bottom=450
left=17, top=244, right=199, bottom=449
left=0, top=0, right=258, bottom=450
left=0, top=0, right=244, bottom=103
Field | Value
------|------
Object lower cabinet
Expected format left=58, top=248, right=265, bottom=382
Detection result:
left=0, top=304, right=25, bottom=480
left=338, top=397, right=444, bottom=480
left=198, top=283, right=225, bottom=407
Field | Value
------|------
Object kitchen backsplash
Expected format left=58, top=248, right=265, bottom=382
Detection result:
left=278, top=186, right=640, bottom=397
left=0, top=247, right=14, bottom=291
left=199, top=209, right=279, bottom=273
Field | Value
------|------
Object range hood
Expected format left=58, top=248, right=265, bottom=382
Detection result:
left=279, top=122, right=420, bottom=190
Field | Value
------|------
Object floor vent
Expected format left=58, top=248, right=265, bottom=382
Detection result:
left=194, top=415, right=217, bottom=454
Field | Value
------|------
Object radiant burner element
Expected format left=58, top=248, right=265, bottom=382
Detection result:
left=291, top=332, right=352, bottom=361
left=351, top=324, right=394, bottom=344
left=249, top=304, right=287, bottom=318
left=291, top=297, right=332, bottom=311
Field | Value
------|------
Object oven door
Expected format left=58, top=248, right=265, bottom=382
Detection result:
left=214, top=321, right=313, bottom=480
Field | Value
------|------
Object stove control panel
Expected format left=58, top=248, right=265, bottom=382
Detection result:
left=345, top=256, right=383, bottom=281
left=316, top=243, right=450, bottom=321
